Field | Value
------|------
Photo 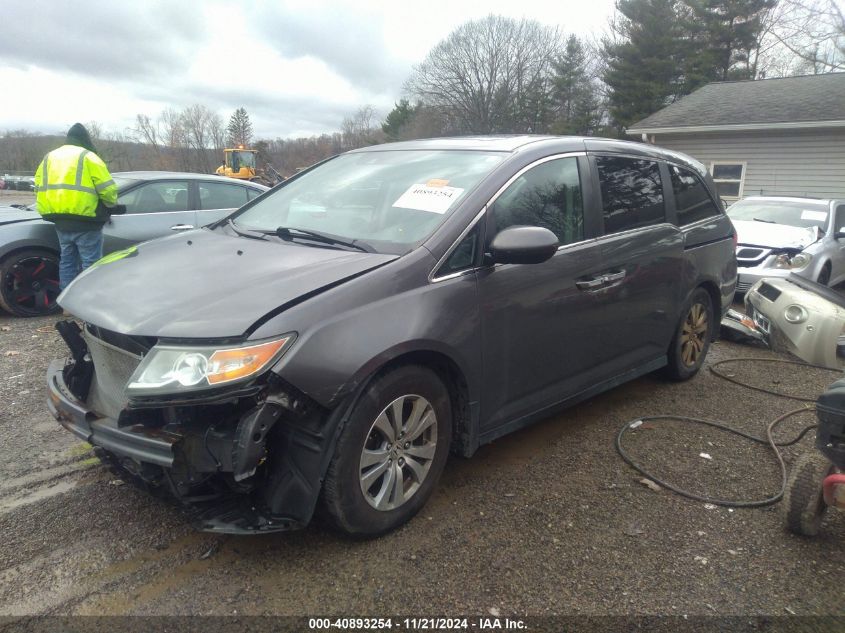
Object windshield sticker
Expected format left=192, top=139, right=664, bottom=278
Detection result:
left=801, top=210, right=828, bottom=222
left=426, top=178, right=450, bottom=187
left=393, top=183, right=465, bottom=214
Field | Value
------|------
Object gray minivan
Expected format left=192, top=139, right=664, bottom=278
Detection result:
left=48, top=136, right=737, bottom=536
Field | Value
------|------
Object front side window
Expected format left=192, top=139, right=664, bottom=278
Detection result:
left=489, top=157, right=583, bottom=245
left=669, top=164, right=721, bottom=226
left=235, top=150, right=506, bottom=254
left=119, top=181, right=189, bottom=214
left=596, top=156, right=665, bottom=234
left=711, top=163, right=745, bottom=201
left=199, top=181, right=249, bottom=210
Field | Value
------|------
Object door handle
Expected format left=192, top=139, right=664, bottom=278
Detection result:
left=576, top=277, right=605, bottom=290
left=170, top=224, right=194, bottom=231
left=576, top=270, right=626, bottom=291
left=602, top=270, right=626, bottom=283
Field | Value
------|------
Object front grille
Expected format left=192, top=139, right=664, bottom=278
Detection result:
left=757, top=282, right=782, bottom=302
left=83, top=328, right=143, bottom=420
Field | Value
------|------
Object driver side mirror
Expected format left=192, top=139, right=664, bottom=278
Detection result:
left=836, top=229, right=845, bottom=240
left=488, top=226, right=559, bottom=265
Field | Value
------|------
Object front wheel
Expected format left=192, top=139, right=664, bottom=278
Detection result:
left=322, top=365, right=452, bottom=537
left=0, top=249, right=62, bottom=317
left=663, top=287, right=713, bottom=381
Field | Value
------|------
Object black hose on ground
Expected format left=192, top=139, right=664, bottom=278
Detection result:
left=616, top=356, right=838, bottom=507
left=709, top=357, right=841, bottom=402
left=616, top=409, right=817, bottom=507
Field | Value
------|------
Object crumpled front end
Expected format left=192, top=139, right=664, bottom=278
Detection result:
left=47, top=320, right=336, bottom=534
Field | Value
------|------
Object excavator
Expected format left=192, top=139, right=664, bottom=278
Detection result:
left=215, top=146, right=284, bottom=187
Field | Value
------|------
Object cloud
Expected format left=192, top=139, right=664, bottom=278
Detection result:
left=254, top=2, right=410, bottom=95
left=0, top=0, right=204, bottom=80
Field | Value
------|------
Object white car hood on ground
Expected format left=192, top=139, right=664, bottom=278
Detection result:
left=732, top=219, right=819, bottom=249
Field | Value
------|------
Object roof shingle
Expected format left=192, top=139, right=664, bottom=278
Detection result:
left=628, top=73, right=845, bottom=131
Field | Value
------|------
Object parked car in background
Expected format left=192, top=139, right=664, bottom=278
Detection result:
left=48, top=136, right=737, bottom=537
left=728, top=196, right=845, bottom=293
left=0, top=172, right=266, bottom=316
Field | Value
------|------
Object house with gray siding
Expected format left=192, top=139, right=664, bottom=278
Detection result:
left=627, top=73, right=845, bottom=204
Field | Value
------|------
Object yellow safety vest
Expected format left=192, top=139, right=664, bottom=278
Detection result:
left=34, top=145, right=118, bottom=221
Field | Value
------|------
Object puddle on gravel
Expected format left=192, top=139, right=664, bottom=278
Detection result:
left=0, top=479, right=78, bottom=513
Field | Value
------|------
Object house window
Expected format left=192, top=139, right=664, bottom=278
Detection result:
left=710, top=162, right=746, bottom=201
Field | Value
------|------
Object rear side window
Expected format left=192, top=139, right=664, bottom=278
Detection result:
left=596, top=156, right=664, bottom=234
left=489, top=156, right=583, bottom=245
left=669, top=164, right=720, bottom=226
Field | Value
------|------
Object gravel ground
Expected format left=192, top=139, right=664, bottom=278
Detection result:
left=0, top=191, right=35, bottom=207
left=0, top=305, right=843, bottom=621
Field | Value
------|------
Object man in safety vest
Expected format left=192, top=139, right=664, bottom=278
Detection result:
left=34, top=123, right=124, bottom=290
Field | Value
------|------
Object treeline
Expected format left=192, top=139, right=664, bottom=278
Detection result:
left=2, top=0, right=842, bottom=175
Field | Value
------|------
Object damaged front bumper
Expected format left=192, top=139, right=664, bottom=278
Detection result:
left=46, top=323, right=338, bottom=534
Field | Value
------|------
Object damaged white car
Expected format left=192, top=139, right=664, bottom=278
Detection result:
left=729, top=196, right=845, bottom=293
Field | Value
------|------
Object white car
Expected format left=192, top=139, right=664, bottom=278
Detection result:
left=729, top=196, right=845, bottom=293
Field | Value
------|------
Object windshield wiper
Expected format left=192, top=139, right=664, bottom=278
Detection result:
left=752, top=217, right=776, bottom=223
left=273, top=227, right=374, bottom=253
left=227, top=219, right=269, bottom=240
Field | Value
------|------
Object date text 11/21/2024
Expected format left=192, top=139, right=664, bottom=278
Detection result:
left=307, top=617, right=527, bottom=630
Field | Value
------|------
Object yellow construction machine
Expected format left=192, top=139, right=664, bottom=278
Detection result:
left=216, top=147, right=284, bottom=186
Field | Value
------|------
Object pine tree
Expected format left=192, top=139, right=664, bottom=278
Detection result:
left=603, top=0, right=687, bottom=129
left=681, top=0, right=778, bottom=83
left=552, top=35, right=602, bottom=135
left=381, top=100, right=419, bottom=141
left=226, top=107, right=254, bottom=147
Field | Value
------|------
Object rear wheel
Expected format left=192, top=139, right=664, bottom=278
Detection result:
left=0, top=249, right=61, bottom=317
left=783, top=451, right=833, bottom=537
left=322, top=365, right=452, bottom=537
left=663, top=287, right=713, bottom=381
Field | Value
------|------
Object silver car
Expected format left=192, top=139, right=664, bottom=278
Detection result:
left=0, top=171, right=267, bottom=316
left=729, top=196, right=845, bottom=293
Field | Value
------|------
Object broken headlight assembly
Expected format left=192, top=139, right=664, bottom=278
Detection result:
left=126, top=335, right=295, bottom=396
left=772, top=252, right=812, bottom=270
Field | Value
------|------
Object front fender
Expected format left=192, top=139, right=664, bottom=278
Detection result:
left=0, top=222, right=59, bottom=260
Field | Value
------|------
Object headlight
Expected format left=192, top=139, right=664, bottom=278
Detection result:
left=772, top=252, right=812, bottom=270
left=783, top=304, right=808, bottom=324
left=126, top=335, right=294, bottom=395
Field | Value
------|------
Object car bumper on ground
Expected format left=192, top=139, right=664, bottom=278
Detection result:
left=745, top=276, right=845, bottom=369
left=736, top=266, right=807, bottom=294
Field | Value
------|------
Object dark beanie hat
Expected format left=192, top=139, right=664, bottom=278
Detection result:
left=66, top=123, right=96, bottom=152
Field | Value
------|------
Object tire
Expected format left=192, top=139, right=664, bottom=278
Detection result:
left=0, top=249, right=62, bottom=317
left=663, top=287, right=714, bottom=381
left=322, top=365, right=452, bottom=537
left=817, top=263, right=831, bottom=286
left=783, top=451, right=833, bottom=537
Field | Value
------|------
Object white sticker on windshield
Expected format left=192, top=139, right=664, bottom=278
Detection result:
left=801, top=210, right=828, bottom=222
left=393, top=183, right=465, bottom=214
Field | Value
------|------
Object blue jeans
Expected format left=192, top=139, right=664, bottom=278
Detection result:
left=56, top=229, right=103, bottom=289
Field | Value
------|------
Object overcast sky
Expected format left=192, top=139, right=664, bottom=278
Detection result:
left=0, top=0, right=617, bottom=140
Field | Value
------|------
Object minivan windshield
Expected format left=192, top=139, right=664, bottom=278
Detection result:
left=232, top=150, right=505, bottom=254
left=727, top=199, right=829, bottom=231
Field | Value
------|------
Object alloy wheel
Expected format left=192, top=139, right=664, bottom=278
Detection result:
left=3, top=255, right=60, bottom=315
left=359, top=394, right=438, bottom=511
left=680, top=302, right=708, bottom=367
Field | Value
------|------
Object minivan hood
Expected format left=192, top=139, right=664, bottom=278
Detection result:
left=732, top=219, right=819, bottom=250
left=60, top=228, right=398, bottom=338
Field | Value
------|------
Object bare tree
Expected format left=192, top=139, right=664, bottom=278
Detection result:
left=341, top=105, right=384, bottom=149
left=772, top=0, right=845, bottom=72
left=181, top=104, right=215, bottom=173
left=406, top=15, right=564, bottom=134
